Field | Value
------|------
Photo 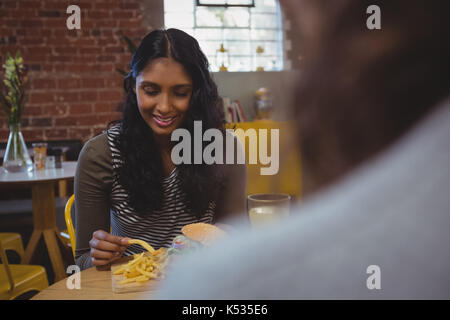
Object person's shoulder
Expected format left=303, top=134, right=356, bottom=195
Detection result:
left=79, top=130, right=113, bottom=166
left=83, top=131, right=109, bottom=153
left=84, top=122, right=121, bottom=150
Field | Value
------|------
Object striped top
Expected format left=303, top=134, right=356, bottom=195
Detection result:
left=106, top=124, right=215, bottom=256
left=74, top=123, right=246, bottom=270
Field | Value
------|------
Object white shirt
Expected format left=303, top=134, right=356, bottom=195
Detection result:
left=156, top=97, right=450, bottom=299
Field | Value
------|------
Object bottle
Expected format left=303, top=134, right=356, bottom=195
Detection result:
left=54, top=148, right=63, bottom=169
left=46, top=148, right=56, bottom=169
left=254, top=87, right=273, bottom=120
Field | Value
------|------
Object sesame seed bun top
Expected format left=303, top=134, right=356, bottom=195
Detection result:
left=181, top=223, right=227, bottom=246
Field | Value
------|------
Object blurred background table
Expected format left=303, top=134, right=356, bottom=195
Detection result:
left=0, top=161, right=77, bottom=282
left=0, top=146, right=69, bottom=160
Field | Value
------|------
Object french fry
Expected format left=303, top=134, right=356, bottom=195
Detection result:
left=114, top=238, right=169, bottom=286
left=128, top=239, right=156, bottom=253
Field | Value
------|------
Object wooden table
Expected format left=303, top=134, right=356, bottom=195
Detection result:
left=32, top=266, right=159, bottom=300
left=0, top=161, right=77, bottom=281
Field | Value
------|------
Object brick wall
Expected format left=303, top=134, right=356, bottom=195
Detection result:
left=0, top=0, right=161, bottom=143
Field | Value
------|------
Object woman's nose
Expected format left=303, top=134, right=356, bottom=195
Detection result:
left=156, top=94, right=171, bottom=114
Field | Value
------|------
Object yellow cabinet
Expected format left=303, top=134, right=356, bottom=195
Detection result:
left=224, top=120, right=302, bottom=202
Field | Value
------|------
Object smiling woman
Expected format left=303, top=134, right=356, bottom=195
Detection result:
left=73, top=29, right=247, bottom=270
left=133, top=57, right=193, bottom=138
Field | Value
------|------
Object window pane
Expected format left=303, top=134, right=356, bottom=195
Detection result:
left=270, top=56, right=283, bottom=71
left=229, top=56, right=252, bottom=71
left=164, top=0, right=194, bottom=12
left=223, top=28, right=250, bottom=41
left=196, top=7, right=224, bottom=27
left=251, top=0, right=277, bottom=13
left=227, top=0, right=254, bottom=5
left=199, top=40, right=223, bottom=56
left=226, top=40, right=251, bottom=55
left=224, top=8, right=250, bottom=27
left=195, top=28, right=223, bottom=40
left=198, top=0, right=254, bottom=5
left=254, top=55, right=280, bottom=71
left=250, top=28, right=278, bottom=41
left=251, top=13, right=278, bottom=28
left=198, top=0, right=227, bottom=5
left=165, top=12, right=194, bottom=28
left=196, top=7, right=249, bottom=27
left=251, top=41, right=279, bottom=55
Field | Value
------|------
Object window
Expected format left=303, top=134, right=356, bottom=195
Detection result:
left=164, top=0, right=284, bottom=72
left=196, top=0, right=255, bottom=7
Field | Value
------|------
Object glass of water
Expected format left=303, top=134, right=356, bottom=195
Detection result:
left=247, top=193, right=291, bottom=228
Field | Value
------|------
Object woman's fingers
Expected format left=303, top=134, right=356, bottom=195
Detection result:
left=90, top=230, right=128, bottom=252
left=91, top=256, right=117, bottom=266
left=90, top=247, right=124, bottom=266
left=93, top=230, right=129, bottom=246
left=89, top=230, right=129, bottom=266
left=90, top=247, right=121, bottom=260
left=89, top=238, right=126, bottom=252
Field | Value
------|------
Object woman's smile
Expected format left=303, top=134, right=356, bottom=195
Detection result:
left=152, top=114, right=178, bottom=128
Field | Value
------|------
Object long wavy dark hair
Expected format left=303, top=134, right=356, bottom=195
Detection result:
left=116, top=28, right=225, bottom=217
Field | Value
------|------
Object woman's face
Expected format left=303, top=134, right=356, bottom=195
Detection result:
left=134, top=57, right=193, bottom=138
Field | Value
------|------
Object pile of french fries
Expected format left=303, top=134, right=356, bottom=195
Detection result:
left=113, top=239, right=169, bottom=285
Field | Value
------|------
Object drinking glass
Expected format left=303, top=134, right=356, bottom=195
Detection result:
left=247, top=193, right=291, bottom=227
left=32, top=142, right=47, bottom=170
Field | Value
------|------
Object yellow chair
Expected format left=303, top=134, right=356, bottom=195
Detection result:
left=62, top=194, right=111, bottom=258
left=62, top=194, right=76, bottom=257
left=0, top=238, right=48, bottom=299
left=0, top=233, right=24, bottom=263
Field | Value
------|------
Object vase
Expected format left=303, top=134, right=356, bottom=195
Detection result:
left=2, top=123, right=33, bottom=173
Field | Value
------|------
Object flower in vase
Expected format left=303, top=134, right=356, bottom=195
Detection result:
left=0, top=51, right=29, bottom=126
left=1, top=51, right=33, bottom=173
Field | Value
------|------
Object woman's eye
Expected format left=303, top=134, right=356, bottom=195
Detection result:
left=144, top=89, right=159, bottom=96
left=174, top=92, right=189, bottom=97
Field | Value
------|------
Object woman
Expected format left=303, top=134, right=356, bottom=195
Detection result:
left=74, top=29, right=247, bottom=270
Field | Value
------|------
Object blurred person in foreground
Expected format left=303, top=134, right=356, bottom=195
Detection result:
left=156, top=0, right=450, bottom=299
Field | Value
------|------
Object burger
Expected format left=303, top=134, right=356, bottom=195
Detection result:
left=168, top=223, right=227, bottom=255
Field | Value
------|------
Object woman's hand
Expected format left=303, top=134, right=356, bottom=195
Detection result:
left=89, top=230, right=129, bottom=266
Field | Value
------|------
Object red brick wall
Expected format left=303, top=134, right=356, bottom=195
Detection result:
left=0, top=0, right=152, bottom=143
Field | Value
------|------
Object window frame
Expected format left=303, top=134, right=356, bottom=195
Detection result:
left=164, top=0, right=284, bottom=72
left=196, top=0, right=255, bottom=8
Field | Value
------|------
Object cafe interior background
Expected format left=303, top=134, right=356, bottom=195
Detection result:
left=0, top=0, right=304, bottom=298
